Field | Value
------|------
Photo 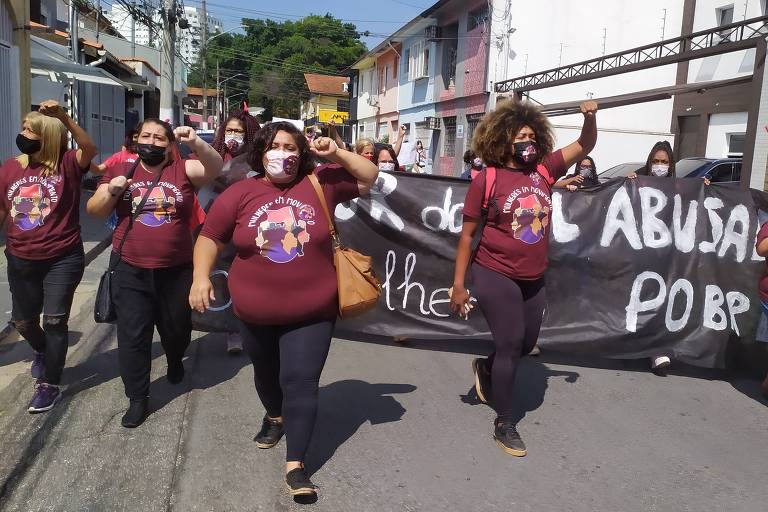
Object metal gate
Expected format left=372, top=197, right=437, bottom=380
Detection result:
left=0, top=1, right=21, bottom=161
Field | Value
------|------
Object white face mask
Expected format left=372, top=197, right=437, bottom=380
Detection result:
left=225, top=134, right=244, bottom=146
left=265, top=149, right=299, bottom=182
left=378, top=162, right=395, bottom=172
left=651, top=164, right=669, bottom=177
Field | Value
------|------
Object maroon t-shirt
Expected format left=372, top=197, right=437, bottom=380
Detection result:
left=201, top=164, right=360, bottom=325
left=463, top=150, right=566, bottom=280
left=757, top=222, right=768, bottom=303
left=0, top=149, right=87, bottom=260
left=102, top=158, right=196, bottom=268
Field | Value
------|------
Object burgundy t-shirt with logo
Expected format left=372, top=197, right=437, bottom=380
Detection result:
left=0, top=149, right=88, bottom=260
left=102, top=158, right=196, bottom=268
left=757, top=222, right=768, bottom=303
left=462, top=150, right=566, bottom=280
left=200, top=164, right=360, bottom=325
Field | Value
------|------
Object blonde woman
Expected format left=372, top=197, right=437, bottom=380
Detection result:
left=0, top=100, right=97, bottom=413
left=354, top=137, right=375, bottom=159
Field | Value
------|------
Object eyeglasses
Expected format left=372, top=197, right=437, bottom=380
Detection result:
left=225, top=128, right=245, bottom=135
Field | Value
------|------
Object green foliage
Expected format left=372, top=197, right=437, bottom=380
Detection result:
left=188, top=14, right=366, bottom=119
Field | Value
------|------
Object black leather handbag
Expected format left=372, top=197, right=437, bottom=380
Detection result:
left=94, top=162, right=164, bottom=323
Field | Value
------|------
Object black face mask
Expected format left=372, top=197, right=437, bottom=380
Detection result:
left=137, top=143, right=167, bottom=166
left=16, top=134, right=42, bottom=155
left=511, top=141, right=538, bottom=167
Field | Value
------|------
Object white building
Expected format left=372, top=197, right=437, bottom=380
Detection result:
left=105, top=4, right=221, bottom=66
left=487, top=0, right=686, bottom=171
left=105, top=3, right=154, bottom=47
left=178, top=6, right=223, bottom=66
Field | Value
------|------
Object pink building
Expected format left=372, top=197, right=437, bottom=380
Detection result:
left=433, top=1, right=491, bottom=176
left=375, top=46, right=401, bottom=142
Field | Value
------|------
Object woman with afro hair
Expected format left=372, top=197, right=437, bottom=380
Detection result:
left=451, top=98, right=598, bottom=457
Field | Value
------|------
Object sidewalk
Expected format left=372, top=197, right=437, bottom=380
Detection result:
left=0, top=189, right=113, bottom=341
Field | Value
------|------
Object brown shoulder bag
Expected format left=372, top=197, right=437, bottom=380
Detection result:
left=307, top=173, right=381, bottom=318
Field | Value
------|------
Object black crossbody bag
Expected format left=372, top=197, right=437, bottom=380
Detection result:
left=94, top=161, right=165, bottom=323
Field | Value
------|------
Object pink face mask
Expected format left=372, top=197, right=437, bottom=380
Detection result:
left=265, top=150, right=299, bottom=182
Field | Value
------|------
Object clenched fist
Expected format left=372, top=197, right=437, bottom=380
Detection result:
left=173, top=126, right=198, bottom=144
left=580, top=100, right=598, bottom=117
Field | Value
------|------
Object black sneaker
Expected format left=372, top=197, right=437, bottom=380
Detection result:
left=471, top=358, right=492, bottom=404
left=167, top=359, right=185, bottom=384
left=493, top=419, right=527, bottom=457
left=121, top=398, right=149, bottom=428
left=285, top=467, right=318, bottom=497
left=253, top=414, right=284, bottom=449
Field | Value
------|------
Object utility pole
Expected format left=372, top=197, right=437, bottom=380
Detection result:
left=68, top=0, right=80, bottom=134
left=602, top=28, right=607, bottom=56
left=131, top=1, right=136, bottom=58
left=96, top=0, right=101, bottom=43
left=661, top=8, right=667, bottom=41
left=215, top=60, right=220, bottom=128
left=201, top=0, right=208, bottom=129
left=160, top=0, right=177, bottom=124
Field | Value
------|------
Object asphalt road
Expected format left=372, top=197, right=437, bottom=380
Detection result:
left=0, top=249, right=767, bottom=512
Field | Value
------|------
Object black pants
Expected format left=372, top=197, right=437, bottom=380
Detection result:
left=472, top=263, right=546, bottom=423
left=110, top=253, right=192, bottom=399
left=6, top=246, right=85, bottom=385
left=240, top=319, right=334, bottom=462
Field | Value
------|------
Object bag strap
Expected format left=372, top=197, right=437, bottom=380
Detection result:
left=471, top=167, right=498, bottom=256
left=307, top=173, right=341, bottom=250
left=482, top=166, right=497, bottom=211
left=109, top=162, right=166, bottom=271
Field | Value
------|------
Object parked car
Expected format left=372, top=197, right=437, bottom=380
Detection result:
left=675, top=157, right=742, bottom=183
left=598, top=162, right=644, bottom=183
left=196, top=129, right=215, bottom=145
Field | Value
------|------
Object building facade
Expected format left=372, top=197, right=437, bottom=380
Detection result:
left=300, top=73, right=351, bottom=141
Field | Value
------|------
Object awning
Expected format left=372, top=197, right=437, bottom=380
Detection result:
left=30, top=57, right=153, bottom=92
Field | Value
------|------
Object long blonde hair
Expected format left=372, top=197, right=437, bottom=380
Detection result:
left=15, top=112, right=68, bottom=176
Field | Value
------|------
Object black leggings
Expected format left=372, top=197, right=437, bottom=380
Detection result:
left=472, top=263, right=546, bottom=423
left=6, top=246, right=85, bottom=385
left=240, top=319, right=334, bottom=462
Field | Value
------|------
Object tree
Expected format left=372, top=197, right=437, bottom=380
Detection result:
left=188, top=14, right=366, bottom=119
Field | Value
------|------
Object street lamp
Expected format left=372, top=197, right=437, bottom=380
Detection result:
left=217, top=72, right=250, bottom=123
left=226, top=91, right=248, bottom=114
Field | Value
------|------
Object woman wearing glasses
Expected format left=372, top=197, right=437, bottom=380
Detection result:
left=208, top=110, right=261, bottom=353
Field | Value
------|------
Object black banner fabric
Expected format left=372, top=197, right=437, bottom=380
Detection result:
left=192, top=171, right=768, bottom=369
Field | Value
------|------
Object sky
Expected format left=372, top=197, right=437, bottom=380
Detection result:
left=182, top=0, right=436, bottom=49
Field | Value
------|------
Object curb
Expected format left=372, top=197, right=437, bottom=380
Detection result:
left=0, top=233, right=113, bottom=345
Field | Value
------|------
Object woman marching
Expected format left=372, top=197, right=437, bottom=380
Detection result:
left=87, top=119, right=223, bottom=428
left=0, top=100, right=97, bottom=412
left=451, top=98, right=598, bottom=456
left=189, top=122, right=378, bottom=497
left=209, top=109, right=260, bottom=354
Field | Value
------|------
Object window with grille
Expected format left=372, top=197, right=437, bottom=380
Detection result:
left=408, top=41, right=429, bottom=81
left=443, top=117, right=457, bottom=157
left=466, top=114, right=483, bottom=143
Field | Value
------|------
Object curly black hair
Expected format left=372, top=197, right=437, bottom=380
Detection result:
left=212, top=109, right=260, bottom=158
left=471, top=99, right=555, bottom=168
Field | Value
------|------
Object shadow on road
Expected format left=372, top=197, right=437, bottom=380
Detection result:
left=460, top=359, right=580, bottom=424
left=304, top=379, right=417, bottom=476
left=0, top=331, right=83, bottom=370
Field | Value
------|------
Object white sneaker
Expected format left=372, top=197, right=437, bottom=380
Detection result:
left=651, top=355, right=671, bottom=375
left=227, top=333, right=243, bottom=354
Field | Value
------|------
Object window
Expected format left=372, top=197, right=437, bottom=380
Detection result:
left=442, top=117, right=457, bottom=157
left=717, top=5, right=735, bottom=41
left=408, top=41, right=429, bottom=81
left=728, top=133, right=745, bottom=155
left=443, top=43, right=458, bottom=89
left=466, top=113, right=483, bottom=143
left=337, top=99, right=349, bottom=113
left=467, top=5, right=489, bottom=32
left=706, top=163, right=735, bottom=183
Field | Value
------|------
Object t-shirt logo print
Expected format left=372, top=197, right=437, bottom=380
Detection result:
left=132, top=186, right=176, bottom=227
left=254, top=206, right=310, bottom=264
left=11, top=184, right=51, bottom=231
left=510, top=194, right=550, bottom=244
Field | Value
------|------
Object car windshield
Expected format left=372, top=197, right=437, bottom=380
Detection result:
left=676, top=158, right=712, bottom=177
